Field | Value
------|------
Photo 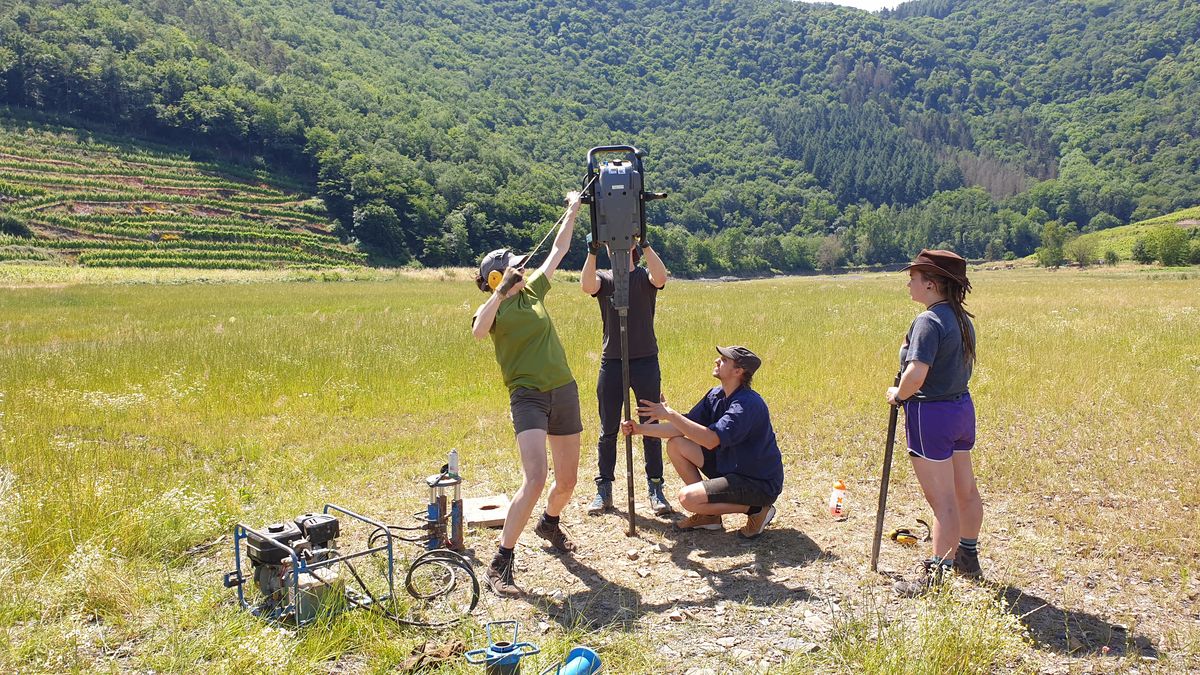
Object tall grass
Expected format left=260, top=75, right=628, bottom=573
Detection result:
left=1, top=267, right=1197, bottom=671
left=782, top=584, right=1028, bottom=673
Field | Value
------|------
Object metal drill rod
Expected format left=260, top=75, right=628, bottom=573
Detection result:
left=870, top=372, right=903, bottom=572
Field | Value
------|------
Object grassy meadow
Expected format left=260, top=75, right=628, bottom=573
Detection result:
left=1, top=265, right=1198, bottom=672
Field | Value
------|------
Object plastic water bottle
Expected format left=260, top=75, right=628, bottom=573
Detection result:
left=447, top=448, right=459, bottom=478
left=828, top=480, right=847, bottom=519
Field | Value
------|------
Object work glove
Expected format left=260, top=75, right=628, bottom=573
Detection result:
left=586, top=233, right=603, bottom=256
left=496, top=266, right=524, bottom=295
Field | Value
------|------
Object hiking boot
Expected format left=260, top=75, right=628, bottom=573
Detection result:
left=485, top=556, right=520, bottom=597
left=534, top=519, right=576, bottom=553
left=587, top=481, right=613, bottom=515
left=739, top=504, right=777, bottom=539
left=648, top=478, right=673, bottom=516
left=673, top=513, right=723, bottom=531
left=953, top=547, right=982, bottom=579
left=893, top=559, right=950, bottom=597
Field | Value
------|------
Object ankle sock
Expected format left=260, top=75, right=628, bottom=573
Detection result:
left=541, top=512, right=560, bottom=525
left=494, top=546, right=514, bottom=564
left=959, top=537, right=978, bottom=555
left=746, top=505, right=763, bottom=515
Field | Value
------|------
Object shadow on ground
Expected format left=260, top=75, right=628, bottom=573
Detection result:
left=527, top=517, right=832, bottom=632
left=997, top=585, right=1159, bottom=658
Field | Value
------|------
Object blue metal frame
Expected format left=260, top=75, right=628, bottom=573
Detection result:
left=465, top=620, right=541, bottom=671
left=224, top=503, right=396, bottom=626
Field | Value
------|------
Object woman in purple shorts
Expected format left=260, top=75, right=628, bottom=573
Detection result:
left=886, top=249, right=983, bottom=595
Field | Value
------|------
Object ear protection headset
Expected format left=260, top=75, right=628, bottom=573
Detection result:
left=487, top=269, right=503, bottom=291
left=887, top=518, right=932, bottom=546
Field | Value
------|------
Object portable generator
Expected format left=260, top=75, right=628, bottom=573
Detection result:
left=223, top=504, right=396, bottom=626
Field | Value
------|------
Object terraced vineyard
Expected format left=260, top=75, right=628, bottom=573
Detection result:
left=0, top=118, right=365, bottom=269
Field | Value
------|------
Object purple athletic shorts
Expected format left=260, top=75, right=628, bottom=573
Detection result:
left=902, top=393, right=975, bottom=462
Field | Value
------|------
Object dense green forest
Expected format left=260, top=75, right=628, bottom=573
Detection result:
left=1, top=0, right=1198, bottom=274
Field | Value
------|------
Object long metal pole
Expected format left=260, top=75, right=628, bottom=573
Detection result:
left=620, top=308, right=636, bottom=536
left=870, top=372, right=903, bottom=572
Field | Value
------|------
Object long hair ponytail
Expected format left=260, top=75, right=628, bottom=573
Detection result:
left=930, top=274, right=975, bottom=364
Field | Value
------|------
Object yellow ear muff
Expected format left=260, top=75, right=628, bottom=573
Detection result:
left=487, top=269, right=503, bottom=291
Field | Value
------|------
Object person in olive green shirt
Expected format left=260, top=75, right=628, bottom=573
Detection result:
left=471, top=190, right=582, bottom=597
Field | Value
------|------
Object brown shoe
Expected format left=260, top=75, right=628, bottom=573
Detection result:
left=893, top=559, right=950, bottom=597
left=673, top=513, right=723, bottom=531
left=534, top=518, right=576, bottom=553
left=953, top=547, right=982, bottom=579
left=485, top=556, right=521, bottom=597
left=739, top=505, right=776, bottom=539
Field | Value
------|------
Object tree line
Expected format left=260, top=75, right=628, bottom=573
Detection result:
left=1, top=0, right=1198, bottom=274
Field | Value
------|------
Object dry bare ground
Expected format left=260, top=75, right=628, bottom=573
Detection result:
left=443, top=472, right=1188, bottom=674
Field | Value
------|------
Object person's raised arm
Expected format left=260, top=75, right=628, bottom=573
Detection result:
left=642, top=243, right=668, bottom=289
left=472, top=294, right=502, bottom=340
left=537, top=191, right=581, bottom=281
left=580, top=240, right=602, bottom=295
left=471, top=268, right=524, bottom=340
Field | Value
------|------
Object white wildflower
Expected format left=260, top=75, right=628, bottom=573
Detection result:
left=79, top=389, right=148, bottom=411
left=238, top=625, right=293, bottom=671
left=0, top=466, right=18, bottom=515
left=61, top=541, right=111, bottom=592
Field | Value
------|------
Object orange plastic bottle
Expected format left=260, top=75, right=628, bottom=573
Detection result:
left=828, top=480, right=848, bottom=519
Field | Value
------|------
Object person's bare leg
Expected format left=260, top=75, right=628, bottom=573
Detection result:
left=951, top=452, right=982, bottom=540
left=499, top=428, right=548, bottom=549
left=665, top=436, right=704, bottom=486
left=910, top=456, right=960, bottom=561
left=546, top=432, right=580, bottom=517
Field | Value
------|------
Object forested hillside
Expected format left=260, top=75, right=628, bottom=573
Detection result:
left=1, top=0, right=1198, bottom=274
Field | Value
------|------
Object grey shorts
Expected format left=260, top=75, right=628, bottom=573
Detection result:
left=509, top=381, right=583, bottom=436
left=699, top=448, right=778, bottom=507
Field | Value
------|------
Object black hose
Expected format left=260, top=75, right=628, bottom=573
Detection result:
left=337, top=550, right=478, bottom=628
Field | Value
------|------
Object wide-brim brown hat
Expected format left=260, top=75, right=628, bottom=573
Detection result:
left=901, top=249, right=971, bottom=291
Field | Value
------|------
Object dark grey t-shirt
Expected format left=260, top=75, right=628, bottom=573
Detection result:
left=899, top=301, right=975, bottom=401
left=594, top=266, right=661, bottom=360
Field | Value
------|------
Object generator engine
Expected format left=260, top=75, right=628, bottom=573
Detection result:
left=228, top=509, right=356, bottom=624
left=246, top=513, right=340, bottom=604
left=226, top=502, right=477, bottom=628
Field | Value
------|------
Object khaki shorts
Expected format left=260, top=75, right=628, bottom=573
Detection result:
left=509, top=380, right=583, bottom=436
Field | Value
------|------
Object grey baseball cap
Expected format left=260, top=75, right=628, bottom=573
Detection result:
left=476, top=248, right=530, bottom=292
left=716, top=345, right=762, bottom=376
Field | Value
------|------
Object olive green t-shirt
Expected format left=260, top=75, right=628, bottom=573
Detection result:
left=489, top=269, right=574, bottom=392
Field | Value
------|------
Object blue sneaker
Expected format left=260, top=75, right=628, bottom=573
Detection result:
left=587, top=481, right=613, bottom=515
left=648, top=478, right=673, bottom=516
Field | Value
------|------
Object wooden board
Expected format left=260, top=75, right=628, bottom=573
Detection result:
left=463, top=495, right=510, bottom=528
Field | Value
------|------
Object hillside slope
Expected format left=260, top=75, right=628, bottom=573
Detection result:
left=1, top=0, right=1198, bottom=272
left=0, top=118, right=364, bottom=268
left=1072, top=206, right=1200, bottom=259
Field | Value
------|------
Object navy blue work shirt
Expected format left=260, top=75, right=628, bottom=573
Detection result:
left=685, top=385, right=784, bottom=496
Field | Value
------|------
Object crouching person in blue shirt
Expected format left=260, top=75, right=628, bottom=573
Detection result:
left=621, top=345, right=784, bottom=538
